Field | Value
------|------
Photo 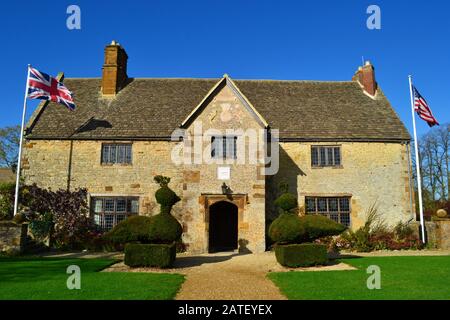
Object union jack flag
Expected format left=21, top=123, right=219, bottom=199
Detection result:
left=412, top=85, right=438, bottom=127
left=27, top=67, right=75, bottom=110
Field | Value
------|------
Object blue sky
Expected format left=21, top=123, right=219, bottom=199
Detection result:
left=0, top=0, right=448, bottom=137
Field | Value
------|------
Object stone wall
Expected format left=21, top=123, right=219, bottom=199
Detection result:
left=423, top=220, right=450, bottom=249
left=269, top=141, right=414, bottom=230
left=0, top=221, right=27, bottom=254
left=22, top=139, right=183, bottom=217
left=22, top=137, right=413, bottom=251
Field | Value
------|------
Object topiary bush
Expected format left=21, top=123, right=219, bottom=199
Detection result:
left=106, top=215, right=153, bottom=245
left=269, top=184, right=347, bottom=268
left=147, top=175, right=183, bottom=244
left=154, top=175, right=180, bottom=214
left=275, top=243, right=328, bottom=267
left=297, top=215, right=347, bottom=243
left=122, top=175, right=182, bottom=267
left=274, top=193, right=298, bottom=212
left=148, top=213, right=182, bottom=244
left=268, top=212, right=305, bottom=244
left=124, top=243, right=176, bottom=268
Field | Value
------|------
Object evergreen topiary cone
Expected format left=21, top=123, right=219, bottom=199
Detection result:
left=269, top=212, right=305, bottom=244
left=148, top=213, right=182, bottom=244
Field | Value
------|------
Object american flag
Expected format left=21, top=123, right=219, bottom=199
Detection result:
left=412, top=85, right=438, bottom=127
left=27, top=67, right=75, bottom=110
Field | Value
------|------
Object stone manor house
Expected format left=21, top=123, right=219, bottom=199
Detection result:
left=22, top=41, right=415, bottom=253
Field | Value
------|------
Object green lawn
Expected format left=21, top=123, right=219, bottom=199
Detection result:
left=268, top=256, right=450, bottom=300
left=0, top=256, right=184, bottom=300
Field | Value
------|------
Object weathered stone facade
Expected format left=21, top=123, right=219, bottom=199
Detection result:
left=269, top=141, right=415, bottom=229
left=22, top=84, right=269, bottom=254
left=178, top=84, right=267, bottom=253
left=21, top=42, right=414, bottom=254
left=22, top=129, right=414, bottom=254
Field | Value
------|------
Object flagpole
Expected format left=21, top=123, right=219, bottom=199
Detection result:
left=13, top=64, right=31, bottom=216
left=408, top=75, right=426, bottom=243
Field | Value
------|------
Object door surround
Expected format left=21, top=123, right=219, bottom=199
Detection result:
left=199, top=194, right=247, bottom=253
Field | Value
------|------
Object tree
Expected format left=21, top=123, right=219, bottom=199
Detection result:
left=0, top=125, right=20, bottom=172
left=412, top=123, right=450, bottom=212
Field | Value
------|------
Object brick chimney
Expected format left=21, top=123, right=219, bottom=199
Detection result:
left=101, top=40, right=128, bottom=96
left=352, top=61, right=377, bottom=96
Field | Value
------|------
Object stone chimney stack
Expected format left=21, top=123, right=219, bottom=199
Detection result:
left=352, top=61, right=377, bottom=96
left=101, top=40, right=128, bottom=96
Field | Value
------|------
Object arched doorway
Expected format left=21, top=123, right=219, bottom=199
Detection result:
left=208, top=201, right=238, bottom=252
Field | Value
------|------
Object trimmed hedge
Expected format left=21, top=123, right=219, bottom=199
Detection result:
left=269, top=214, right=346, bottom=245
left=298, top=215, right=347, bottom=242
left=154, top=175, right=180, bottom=214
left=124, top=243, right=176, bottom=268
left=268, top=213, right=305, bottom=244
left=106, top=216, right=153, bottom=245
left=148, top=213, right=182, bottom=244
left=155, top=186, right=180, bottom=213
left=275, top=243, right=328, bottom=267
left=274, top=193, right=298, bottom=212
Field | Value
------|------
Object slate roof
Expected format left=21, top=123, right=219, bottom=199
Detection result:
left=26, top=77, right=411, bottom=142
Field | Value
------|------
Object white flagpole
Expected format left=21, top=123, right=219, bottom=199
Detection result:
left=13, top=64, right=31, bottom=216
left=408, top=75, right=426, bottom=243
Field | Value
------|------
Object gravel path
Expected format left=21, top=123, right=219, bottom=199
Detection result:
left=175, top=252, right=287, bottom=300
left=104, top=251, right=354, bottom=300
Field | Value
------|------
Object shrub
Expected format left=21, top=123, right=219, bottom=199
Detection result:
left=268, top=212, right=305, bottom=244
left=29, top=212, right=53, bottom=240
left=124, top=243, right=176, bottom=268
left=154, top=175, right=180, bottom=214
left=148, top=213, right=182, bottom=244
left=82, top=230, right=117, bottom=252
left=274, top=193, right=298, bottom=212
left=153, top=175, right=181, bottom=213
left=155, top=187, right=180, bottom=214
left=0, top=182, right=15, bottom=220
left=298, top=215, right=346, bottom=242
left=335, top=206, right=423, bottom=252
left=394, top=220, right=415, bottom=239
left=275, top=243, right=328, bottom=267
left=106, top=215, right=153, bottom=245
left=338, top=228, right=372, bottom=252
left=21, top=184, right=96, bottom=249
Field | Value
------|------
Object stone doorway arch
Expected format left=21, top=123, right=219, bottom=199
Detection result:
left=208, top=201, right=238, bottom=252
left=199, top=194, right=247, bottom=253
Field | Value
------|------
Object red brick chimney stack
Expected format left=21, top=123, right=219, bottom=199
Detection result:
left=101, top=40, right=128, bottom=96
left=352, top=61, right=377, bottom=96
